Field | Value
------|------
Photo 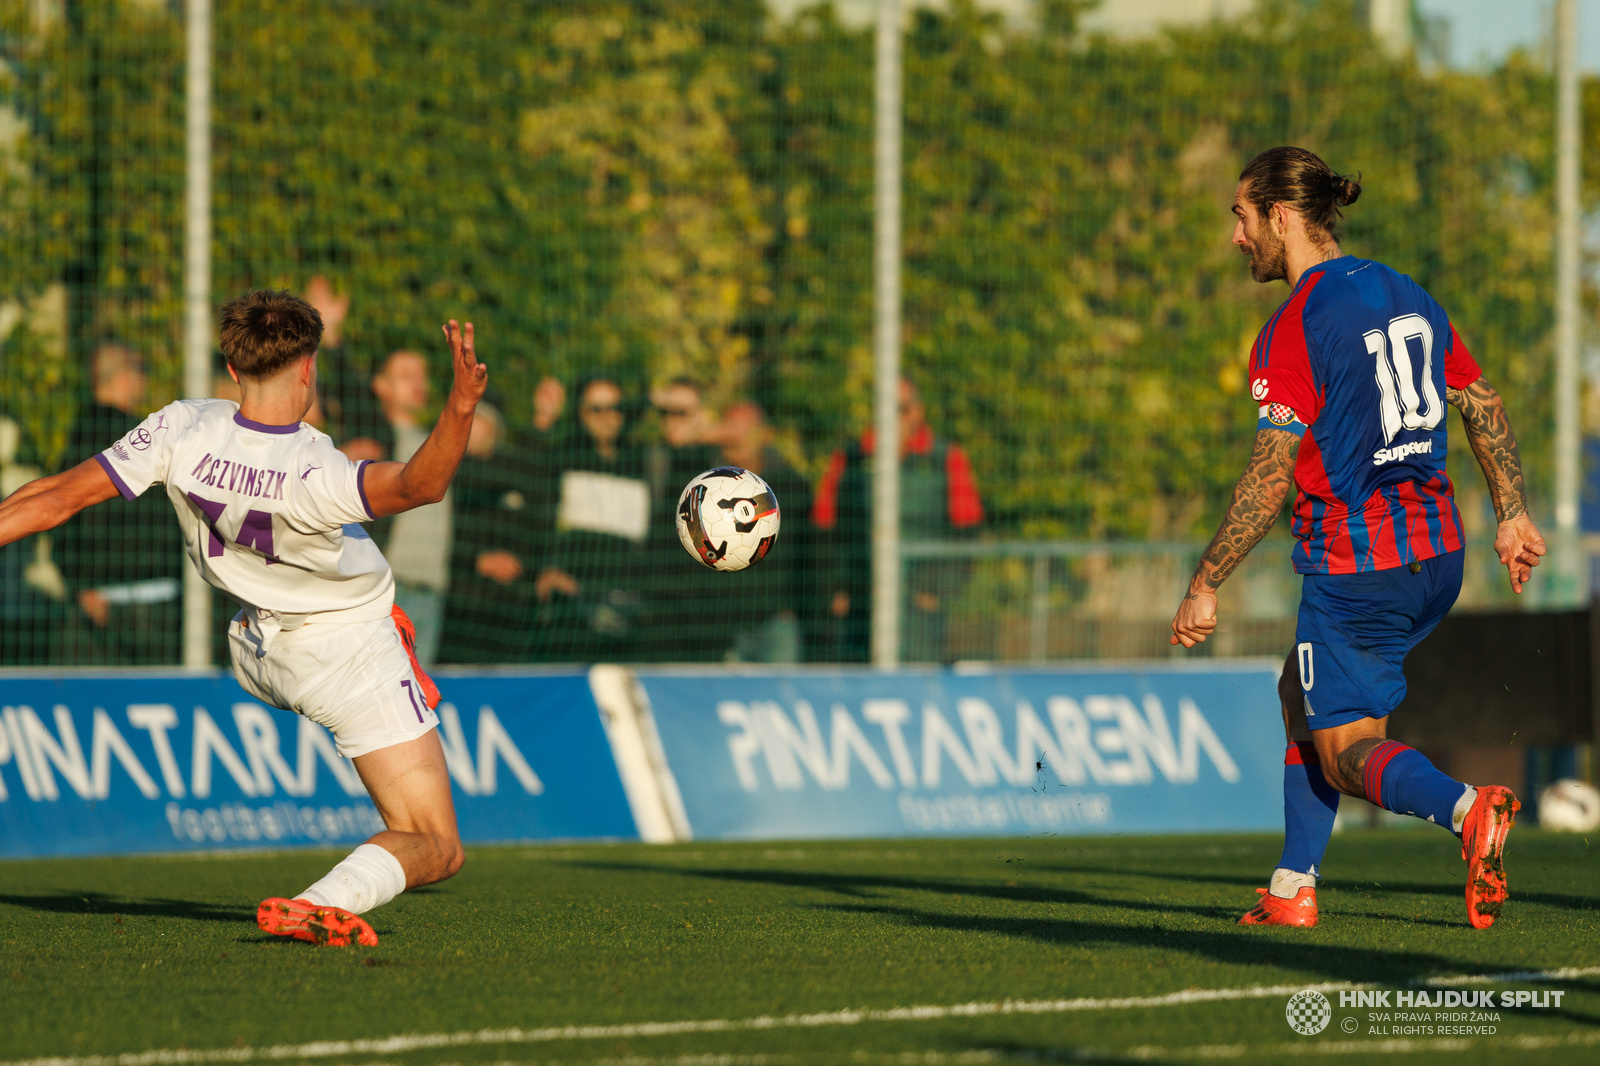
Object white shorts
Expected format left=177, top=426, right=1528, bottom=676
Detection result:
left=228, top=613, right=440, bottom=759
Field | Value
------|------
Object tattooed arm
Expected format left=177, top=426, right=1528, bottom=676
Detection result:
left=1448, top=376, right=1546, bottom=593
left=1170, top=427, right=1301, bottom=648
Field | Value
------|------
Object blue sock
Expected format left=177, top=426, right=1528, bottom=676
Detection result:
left=1278, top=742, right=1340, bottom=876
left=1365, top=741, right=1468, bottom=832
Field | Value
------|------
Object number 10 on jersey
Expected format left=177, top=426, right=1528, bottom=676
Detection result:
left=1367, top=313, right=1443, bottom=444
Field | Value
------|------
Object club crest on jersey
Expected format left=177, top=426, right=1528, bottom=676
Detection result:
left=1267, top=403, right=1297, bottom=427
left=1251, top=378, right=1269, bottom=400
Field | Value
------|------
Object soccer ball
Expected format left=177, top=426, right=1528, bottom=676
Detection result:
left=1538, top=778, right=1600, bottom=833
left=676, top=467, right=781, bottom=571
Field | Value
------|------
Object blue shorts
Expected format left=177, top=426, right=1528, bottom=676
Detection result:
left=1293, top=550, right=1463, bottom=731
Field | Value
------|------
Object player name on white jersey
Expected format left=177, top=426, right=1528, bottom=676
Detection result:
left=187, top=453, right=292, bottom=500
left=97, top=399, right=395, bottom=633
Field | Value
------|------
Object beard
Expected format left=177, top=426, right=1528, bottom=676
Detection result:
left=1246, top=228, right=1287, bottom=283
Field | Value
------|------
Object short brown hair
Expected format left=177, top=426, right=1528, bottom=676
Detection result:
left=218, top=289, right=324, bottom=379
left=1239, top=147, right=1361, bottom=241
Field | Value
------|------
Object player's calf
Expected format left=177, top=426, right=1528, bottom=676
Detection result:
left=1326, top=738, right=1475, bottom=834
left=371, top=827, right=465, bottom=888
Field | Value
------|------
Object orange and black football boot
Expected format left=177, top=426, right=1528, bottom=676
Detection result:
left=1238, top=886, right=1318, bottom=927
left=1460, top=785, right=1519, bottom=930
left=257, top=897, right=378, bottom=947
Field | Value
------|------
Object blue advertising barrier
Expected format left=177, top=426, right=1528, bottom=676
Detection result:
left=634, top=663, right=1286, bottom=839
left=0, top=670, right=636, bottom=857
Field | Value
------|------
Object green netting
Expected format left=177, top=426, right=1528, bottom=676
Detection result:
left=0, top=0, right=1576, bottom=667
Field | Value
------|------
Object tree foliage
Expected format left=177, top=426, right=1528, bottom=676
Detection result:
left=0, top=0, right=1577, bottom=539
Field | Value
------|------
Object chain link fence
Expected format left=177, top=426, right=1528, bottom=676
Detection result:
left=0, top=0, right=1582, bottom=668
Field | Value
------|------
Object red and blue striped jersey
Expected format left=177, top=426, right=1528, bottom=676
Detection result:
left=1247, top=256, right=1482, bottom=575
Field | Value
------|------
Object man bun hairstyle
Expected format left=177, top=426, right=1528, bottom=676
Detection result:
left=218, top=289, right=324, bottom=380
left=1239, top=146, right=1362, bottom=241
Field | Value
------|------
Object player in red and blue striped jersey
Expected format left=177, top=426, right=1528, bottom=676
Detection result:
left=1170, top=147, right=1546, bottom=929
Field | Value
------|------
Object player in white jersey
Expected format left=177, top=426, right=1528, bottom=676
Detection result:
left=0, top=289, right=488, bottom=947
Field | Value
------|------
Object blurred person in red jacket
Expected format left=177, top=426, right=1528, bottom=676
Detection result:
left=812, top=378, right=982, bottom=662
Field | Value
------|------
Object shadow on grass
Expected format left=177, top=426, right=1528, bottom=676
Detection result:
left=1041, top=863, right=1598, bottom=914
left=572, top=861, right=1240, bottom=921
left=811, top=899, right=1492, bottom=986
left=975, top=1041, right=1181, bottom=1065
left=0, top=891, right=254, bottom=924
left=231, top=933, right=399, bottom=954
left=575, top=861, right=1600, bottom=989
left=970, top=1045, right=1154, bottom=1066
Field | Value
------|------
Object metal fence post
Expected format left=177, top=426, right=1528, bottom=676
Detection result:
left=1555, top=0, right=1580, bottom=539
left=871, top=0, right=903, bottom=668
left=182, top=0, right=212, bottom=668
left=1029, top=553, right=1050, bottom=662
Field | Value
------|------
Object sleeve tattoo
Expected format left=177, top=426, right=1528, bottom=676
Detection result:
left=1186, top=427, right=1301, bottom=596
left=1445, top=378, right=1528, bottom=523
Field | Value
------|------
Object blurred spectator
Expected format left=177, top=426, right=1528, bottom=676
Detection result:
left=649, top=378, right=720, bottom=489
left=813, top=378, right=983, bottom=662
left=305, top=276, right=387, bottom=462
left=639, top=378, right=722, bottom=661
left=530, top=375, right=566, bottom=448
left=531, top=375, right=653, bottom=661
left=372, top=348, right=451, bottom=664
left=712, top=401, right=813, bottom=663
left=56, top=343, right=185, bottom=664
left=439, top=403, right=540, bottom=663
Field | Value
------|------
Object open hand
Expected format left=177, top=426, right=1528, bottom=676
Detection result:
left=536, top=566, right=579, bottom=603
left=77, top=589, right=109, bottom=628
left=1170, top=588, right=1218, bottom=647
left=305, top=276, right=349, bottom=347
left=1494, top=514, right=1546, bottom=594
left=441, top=320, right=488, bottom=414
left=476, top=550, right=524, bottom=586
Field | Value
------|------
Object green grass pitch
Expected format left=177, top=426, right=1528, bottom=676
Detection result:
left=1, top=829, right=1596, bottom=1065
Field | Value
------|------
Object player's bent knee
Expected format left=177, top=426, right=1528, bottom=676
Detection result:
left=420, top=834, right=464, bottom=884
left=441, top=839, right=466, bottom=880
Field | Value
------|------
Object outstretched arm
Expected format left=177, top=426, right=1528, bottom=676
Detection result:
left=1171, top=427, right=1301, bottom=648
left=361, top=320, right=488, bottom=519
left=1447, top=376, right=1545, bottom=593
left=0, top=459, right=121, bottom=550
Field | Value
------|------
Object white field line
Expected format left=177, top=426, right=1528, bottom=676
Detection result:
left=159, top=1029, right=1600, bottom=1066
left=1171, top=1029, right=1600, bottom=1059
left=1422, top=965, right=1600, bottom=985
left=5, top=968, right=1594, bottom=1066
left=448, top=1030, right=1600, bottom=1064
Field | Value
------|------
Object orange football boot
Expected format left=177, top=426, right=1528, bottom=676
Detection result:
left=1238, top=886, right=1318, bottom=927
left=1461, top=785, right=1519, bottom=930
left=257, top=897, right=378, bottom=947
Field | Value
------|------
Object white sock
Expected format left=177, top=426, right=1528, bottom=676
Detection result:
left=1269, top=867, right=1316, bottom=899
left=1451, top=786, right=1478, bottom=835
left=298, top=843, right=407, bottom=914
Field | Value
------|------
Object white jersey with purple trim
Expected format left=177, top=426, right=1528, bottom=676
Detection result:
left=95, top=398, right=393, bottom=625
